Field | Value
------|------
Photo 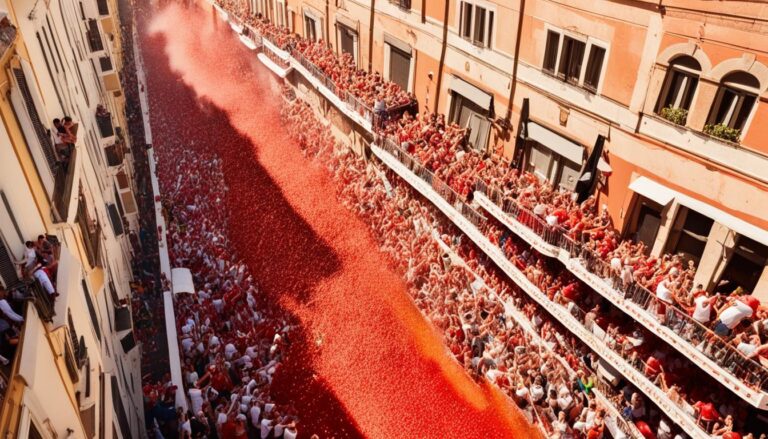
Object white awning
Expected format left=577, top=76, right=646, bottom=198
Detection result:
left=171, top=268, right=195, bottom=295
left=629, top=176, right=675, bottom=206
left=630, top=176, right=768, bottom=246
left=526, top=122, right=584, bottom=165
left=448, top=76, right=493, bottom=110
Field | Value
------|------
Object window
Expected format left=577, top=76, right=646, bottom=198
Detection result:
left=458, top=1, right=494, bottom=48
left=450, top=94, right=491, bottom=151
left=106, top=203, right=124, bottom=236
left=583, top=46, right=605, bottom=91
left=542, top=29, right=607, bottom=92
left=525, top=142, right=580, bottom=191
left=338, top=24, right=358, bottom=64
left=390, top=0, right=411, bottom=9
left=0, top=236, right=20, bottom=288
left=388, top=44, right=411, bottom=91
left=82, top=280, right=102, bottom=341
left=656, top=56, right=701, bottom=115
left=276, top=1, right=286, bottom=27
left=28, top=422, right=43, bottom=439
left=288, top=10, right=296, bottom=33
left=707, top=71, right=759, bottom=133
left=115, top=172, right=137, bottom=215
left=304, top=14, right=318, bottom=42
left=543, top=31, right=559, bottom=74
left=630, top=200, right=663, bottom=252
left=668, top=209, right=713, bottom=266
left=97, top=0, right=109, bottom=15
left=557, top=36, right=585, bottom=84
left=87, top=19, right=104, bottom=52
left=718, top=236, right=767, bottom=294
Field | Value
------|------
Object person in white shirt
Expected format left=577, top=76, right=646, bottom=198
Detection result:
left=283, top=423, right=298, bottom=439
left=260, top=415, right=273, bottom=439
left=32, top=266, right=56, bottom=297
left=715, top=298, right=755, bottom=336
left=689, top=289, right=718, bottom=324
left=15, top=241, right=38, bottom=275
left=224, top=343, right=237, bottom=360
left=0, top=287, right=24, bottom=323
left=188, top=387, right=204, bottom=414
left=249, top=399, right=262, bottom=429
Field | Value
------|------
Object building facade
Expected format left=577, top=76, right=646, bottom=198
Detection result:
left=0, top=0, right=144, bottom=437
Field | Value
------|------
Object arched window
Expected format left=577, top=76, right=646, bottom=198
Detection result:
left=656, top=55, right=701, bottom=117
left=707, top=71, right=760, bottom=132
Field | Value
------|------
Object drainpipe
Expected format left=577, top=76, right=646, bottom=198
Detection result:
left=326, top=0, right=331, bottom=47
left=433, top=0, right=449, bottom=112
left=368, top=0, right=376, bottom=73
left=421, top=0, right=425, bottom=24
left=503, top=0, right=526, bottom=135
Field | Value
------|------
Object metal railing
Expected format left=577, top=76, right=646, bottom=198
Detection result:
left=11, top=278, right=55, bottom=322
left=261, top=41, right=291, bottom=69
left=378, top=137, right=487, bottom=226
left=474, top=179, right=768, bottom=394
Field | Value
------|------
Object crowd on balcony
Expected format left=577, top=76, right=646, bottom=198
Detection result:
left=51, top=116, right=78, bottom=170
left=217, top=0, right=415, bottom=112
left=0, top=235, right=60, bottom=366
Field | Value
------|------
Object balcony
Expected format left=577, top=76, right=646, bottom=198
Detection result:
left=0, top=14, right=17, bottom=60
left=472, top=183, right=768, bottom=408
left=436, top=234, right=644, bottom=439
left=52, top=146, right=80, bottom=224
left=64, top=312, right=87, bottom=382
left=86, top=19, right=104, bottom=52
left=104, top=142, right=125, bottom=167
left=77, top=194, right=102, bottom=268
left=96, top=109, right=114, bottom=138
left=99, top=55, right=113, bottom=73
left=8, top=279, right=55, bottom=322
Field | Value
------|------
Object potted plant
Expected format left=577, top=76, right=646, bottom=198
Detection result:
left=659, top=107, right=688, bottom=126
left=703, top=123, right=741, bottom=143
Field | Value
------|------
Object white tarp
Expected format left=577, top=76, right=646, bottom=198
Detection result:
left=171, top=268, right=194, bottom=295
left=629, top=176, right=675, bottom=206
left=630, top=176, right=768, bottom=246
left=164, top=290, right=187, bottom=410
left=448, top=76, right=493, bottom=110
left=526, top=122, right=584, bottom=165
